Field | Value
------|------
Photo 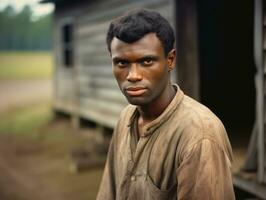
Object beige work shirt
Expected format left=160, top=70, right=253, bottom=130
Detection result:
left=97, top=85, right=235, bottom=200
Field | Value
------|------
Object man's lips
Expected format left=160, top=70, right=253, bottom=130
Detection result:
left=125, top=87, right=147, bottom=96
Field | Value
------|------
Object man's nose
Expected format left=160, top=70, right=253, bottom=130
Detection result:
left=126, top=64, right=142, bottom=82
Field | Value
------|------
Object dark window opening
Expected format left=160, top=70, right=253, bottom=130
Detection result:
left=63, top=24, right=73, bottom=43
left=64, top=49, right=73, bottom=67
left=62, top=23, right=73, bottom=67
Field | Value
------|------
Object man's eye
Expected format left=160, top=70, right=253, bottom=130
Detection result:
left=116, top=61, right=128, bottom=67
left=142, top=59, right=153, bottom=66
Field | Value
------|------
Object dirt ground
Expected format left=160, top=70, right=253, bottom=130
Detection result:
left=0, top=80, right=104, bottom=200
left=0, top=80, right=52, bottom=112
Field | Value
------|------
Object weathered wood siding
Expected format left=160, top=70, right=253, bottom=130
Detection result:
left=72, top=0, right=175, bottom=128
left=264, top=1, right=266, bottom=183
left=53, top=2, right=89, bottom=114
left=255, top=0, right=266, bottom=184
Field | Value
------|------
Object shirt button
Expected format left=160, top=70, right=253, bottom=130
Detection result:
left=131, top=175, right=136, bottom=181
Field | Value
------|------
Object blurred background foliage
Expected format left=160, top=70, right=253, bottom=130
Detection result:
left=0, top=4, right=52, bottom=50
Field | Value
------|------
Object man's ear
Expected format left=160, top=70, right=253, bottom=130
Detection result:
left=167, top=49, right=176, bottom=71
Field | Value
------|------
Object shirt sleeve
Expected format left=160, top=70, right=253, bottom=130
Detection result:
left=96, top=136, right=116, bottom=200
left=176, top=138, right=235, bottom=200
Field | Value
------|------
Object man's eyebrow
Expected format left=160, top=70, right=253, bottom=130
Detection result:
left=112, top=55, right=159, bottom=63
left=136, top=55, right=159, bottom=62
left=112, top=57, right=128, bottom=62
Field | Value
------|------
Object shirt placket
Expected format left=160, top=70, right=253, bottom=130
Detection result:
left=125, top=122, right=151, bottom=200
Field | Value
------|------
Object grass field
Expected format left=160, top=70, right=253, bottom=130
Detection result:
left=0, top=51, right=53, bottom=79
left=0, top=103, right=52, bottom=138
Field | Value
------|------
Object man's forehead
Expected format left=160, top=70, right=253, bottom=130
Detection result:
left=110, top=33, right=163, bottom=56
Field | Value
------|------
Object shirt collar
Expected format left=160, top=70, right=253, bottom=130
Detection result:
left=127, top=84, right=184, bottom=137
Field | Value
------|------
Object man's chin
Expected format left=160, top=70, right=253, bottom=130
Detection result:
left=126, top=97, right=149, bottom=106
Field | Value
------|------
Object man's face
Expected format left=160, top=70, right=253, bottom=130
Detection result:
left=110, top=33, right=175, bottom=106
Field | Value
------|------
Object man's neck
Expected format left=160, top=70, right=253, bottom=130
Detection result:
left=137, top=85, right=176, bottom=126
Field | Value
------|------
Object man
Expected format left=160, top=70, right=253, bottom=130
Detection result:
left=97, top=9, right=235, bottom=200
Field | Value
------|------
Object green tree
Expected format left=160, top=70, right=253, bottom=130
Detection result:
left=0, top=4, right=52, bottom=50
left=0, top=5, right=16, bottom=49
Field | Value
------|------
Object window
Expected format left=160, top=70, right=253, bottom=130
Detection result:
left=62, top=23, right=73, bottom=67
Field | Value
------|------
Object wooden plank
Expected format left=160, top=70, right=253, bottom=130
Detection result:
left=56, top=66, right=75, bottom=76
left=76, top=22, right=108, bottom=38
left=79, top=103, right=122, bottom=128
left=254, top=0, right=265, bottom=184
left=264, top=9, right=266, bottom=166
left=79, top=55, right=110, bottom=66
left=77, top=0, right=173, bottom=25
left=56, top=81, right=75, bottom=100
left=79, top=88, right=125, bottom=104
left=78, top=57, right=110, bottom=66
left=265, top=147, right=266, bottom=168
left=80, top=97, right=125, bottom=116
left=79, top=75, right=117, bottom=88
left=77, top=50, right=109, bottom=61
left=256, top=72, right=265, bottom=183
left=54, top=95, right=125, bottom=129
left=76, top=32, right=107, bottom=46
left=76, top=42, right=107, bottom=55
left=79, top=66, right=113, bottom=77
left=264, top=54, right=266, bottom=74
left=54, top=99, right=75, bottom=113
left=78, top=51, right=110, bottom=62
left=77, top=41, right=107, bottom=52
left=264, top=30, right=266, bottom=50
left=72, top=21, right=81, bottom=130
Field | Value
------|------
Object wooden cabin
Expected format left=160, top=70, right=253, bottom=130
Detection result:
left=41, top=0, right=266, bottom=198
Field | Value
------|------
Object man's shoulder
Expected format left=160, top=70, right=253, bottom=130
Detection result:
left=176, top=94, right=233, bottom=160
left=177, top=94, right=228, bottom=146
left=112, top=104, right=136, bottom=143
left=114, top=104, right=136, bottom=129
left=119, top=104, right=136, bottom=119
left=180, top=94, right=223, bottom=129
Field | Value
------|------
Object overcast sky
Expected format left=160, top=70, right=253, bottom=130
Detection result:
left=0, top=0, right=54, bottom=17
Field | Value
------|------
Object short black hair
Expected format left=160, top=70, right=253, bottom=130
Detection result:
left=106, top=8, right=175, bottom=56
